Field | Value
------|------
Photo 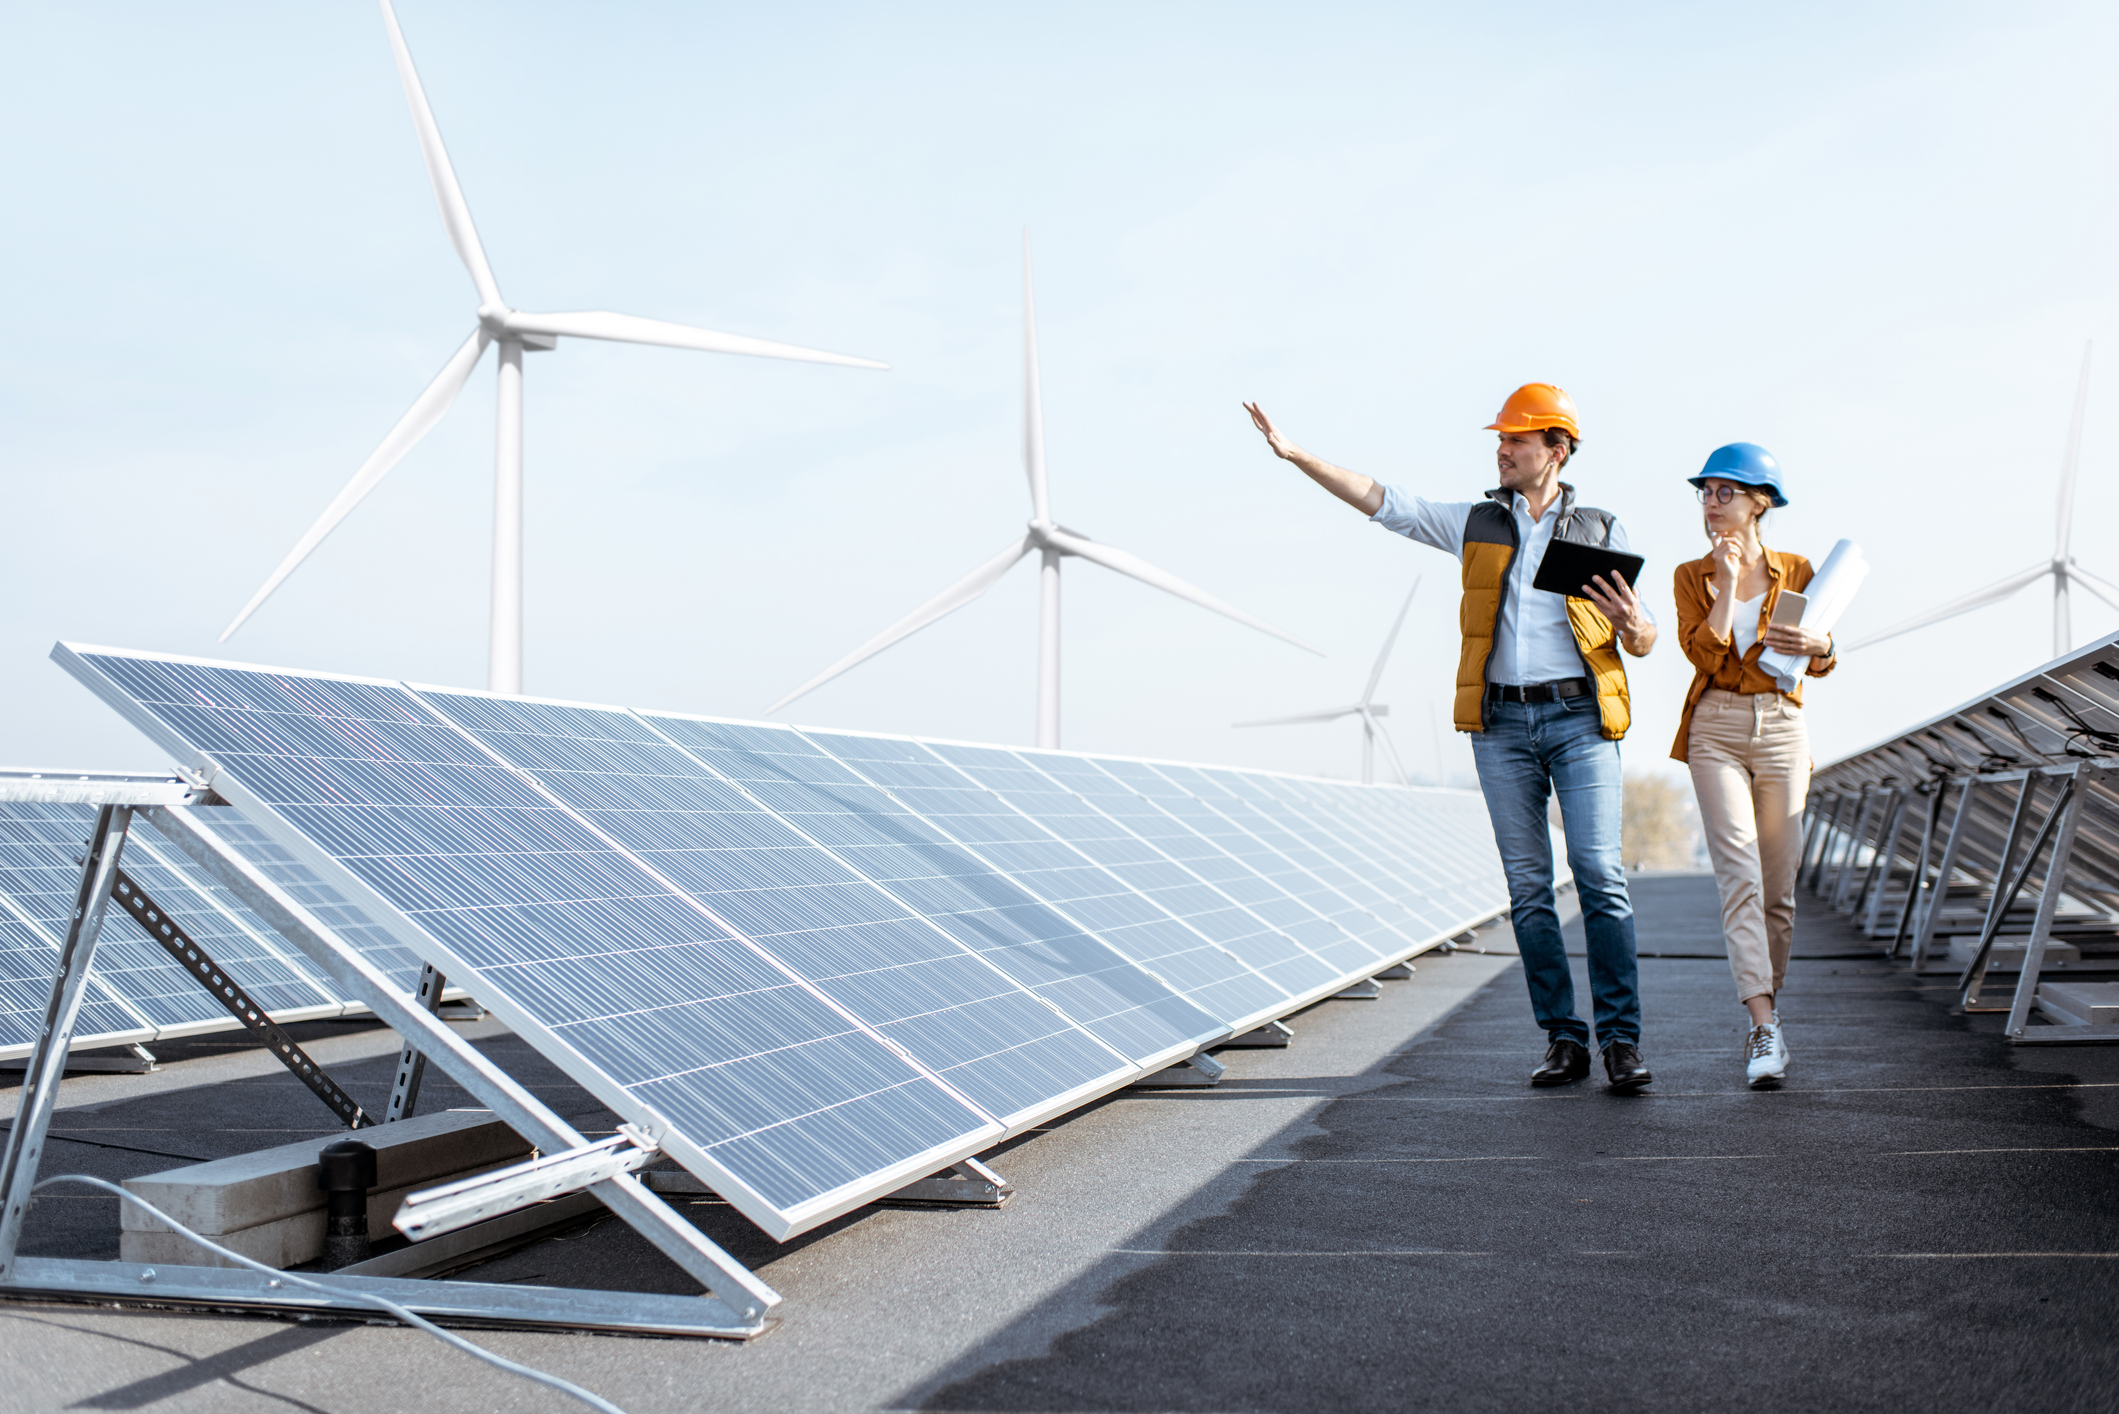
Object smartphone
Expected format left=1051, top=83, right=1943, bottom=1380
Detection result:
left=1770, top=590, right=1808, bottom=626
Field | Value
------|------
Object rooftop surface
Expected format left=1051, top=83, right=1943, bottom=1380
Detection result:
left=3, top=874, right=2115, bottom=1413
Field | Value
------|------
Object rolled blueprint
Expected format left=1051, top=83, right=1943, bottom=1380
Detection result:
left=1760, top=538, right=1868, bottom=693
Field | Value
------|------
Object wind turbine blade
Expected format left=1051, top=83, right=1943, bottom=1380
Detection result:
left=1363, top=707, right=1411, bottom=786
left=2056, top=340, right=2093, bottom=560
left=1842, top=562, right=2051, bottom=652
left=220, top=329, right=490, bottom=641
left=1042, top=526, right=1324, bottom=656
left=1022, top=233, right=1051, bottom=523
left=1232, top=706, right=1362, bottom=728
left=766, top=536, right=1034, bottom=712
left=504, top=311, right=887, bottom=369
left=377, top=0, right=502, bottom=309
left=2067, top=560, right=2119, bottom=614
left=1360, top=575, right=1421, bottom=707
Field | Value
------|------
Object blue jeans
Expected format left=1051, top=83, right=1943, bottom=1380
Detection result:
left=1470, top=695, right=1641, bottom=1049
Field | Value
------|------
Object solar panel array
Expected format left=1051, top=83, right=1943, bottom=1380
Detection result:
left=0, top=799, right=434, bottom=1060
left=1810, top=631, right=2119, bottom=923
left=56, top=644, right=1508, bottom=1238
left=1805, top=631, right=2119, bottom=1037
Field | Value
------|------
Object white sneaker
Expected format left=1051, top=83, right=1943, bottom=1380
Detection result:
left=1745, top=1019, right=1789, bottom=1088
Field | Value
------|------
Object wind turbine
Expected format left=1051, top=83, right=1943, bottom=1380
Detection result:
left=1849, top=341, right=2117, bottom=658
left=219, top=0, right=885, bottom=693
left=1234, top=578, right=1419, bottom=784
left=768, top=237, right=1321, bottom=748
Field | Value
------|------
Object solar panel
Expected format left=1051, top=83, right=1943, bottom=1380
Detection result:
left=61, top=649, right=1001, bottom=1238
left=1273, top=777, right=1506, bottom=928
left=1087, top=757, right=1394, bottom=975
left=647, top=717, right=1226, bottom=1070
left=996, top=750, right=1353, bottom=997
left=0, top=805, right=146, bottom=1050
left=404, top=689, right=1135, bottom=1128
left=851, top=736, right=1294, bottom=1031
left=0, top=803, right=350, bottom=1057
left=1189, top=767, right=1446, bottom=941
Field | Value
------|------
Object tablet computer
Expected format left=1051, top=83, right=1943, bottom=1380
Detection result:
left=1531, top=540, right=1646, bottom=600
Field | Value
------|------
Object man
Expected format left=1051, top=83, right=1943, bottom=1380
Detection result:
left=1245, top=385, right=1657, bottom=1090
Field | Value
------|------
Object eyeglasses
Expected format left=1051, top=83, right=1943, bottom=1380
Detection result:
left=1696, top=484, right=1749, bottom=505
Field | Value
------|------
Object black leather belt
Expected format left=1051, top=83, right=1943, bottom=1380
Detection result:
left=1485, top=677, right=1591, bottom=704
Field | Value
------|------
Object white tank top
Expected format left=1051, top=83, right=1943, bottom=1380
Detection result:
left=1731, top=593, right=1766, bottom=657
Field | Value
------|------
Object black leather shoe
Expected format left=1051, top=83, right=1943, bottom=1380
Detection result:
left=1530, top=1038, right=1590, bottom=1087
left=1602, top=1041, right=1653, bottom=1092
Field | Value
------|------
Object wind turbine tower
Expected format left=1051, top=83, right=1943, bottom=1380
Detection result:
left=769, top=237, right=1320, bottom=747
left=220, top=0, right=885, bottom=693
left=1234, top=579, right=1420, bottom=784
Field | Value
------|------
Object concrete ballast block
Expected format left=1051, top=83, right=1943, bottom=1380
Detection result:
left=119, top=1109, right=535, bottom=1269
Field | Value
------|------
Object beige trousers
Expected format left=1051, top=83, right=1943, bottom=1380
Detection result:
left=1686, top=689, right=1811, bottom=1004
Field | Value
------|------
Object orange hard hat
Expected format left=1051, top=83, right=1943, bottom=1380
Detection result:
left=1485, top=383, right=1582, bottom=441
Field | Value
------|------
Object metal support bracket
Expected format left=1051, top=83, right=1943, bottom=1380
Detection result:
left=1333, top=979, right=1383, bottom=1000
left=1859, top=789, right=1911, bottom=935
left=1888, top=782, right=1949, bottom=960
left=1373, top=962, right=1415, bottom=980
left=884, top=1157, right=1013, bottom=1207
left=1909, top=777, right=1980, bottom=972
left=1129, top=1051, right=1227, bottom=1087
left=1214, top=1020, right=1295, bottom=1049
left=1960, top=771, right=2073, bottom=1008
left=1999, top=768, right=2114, bottom=1042
left=0, top=805, right=134, bottom=1275
left=109, top=869, right=371, bottom=1128
left=384, top=963, right=447, bottom=1123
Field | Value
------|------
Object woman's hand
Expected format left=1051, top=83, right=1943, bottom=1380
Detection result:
left=1763, top=624, right=1831, bottom=658
left=1709, top=532, right=1745, bottom=585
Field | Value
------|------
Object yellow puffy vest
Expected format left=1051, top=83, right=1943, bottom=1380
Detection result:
left=1453, top=486, right=1632, bottom=741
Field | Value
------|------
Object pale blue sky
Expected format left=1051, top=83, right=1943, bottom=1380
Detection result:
left=3, top=1, right=2115, bottom=783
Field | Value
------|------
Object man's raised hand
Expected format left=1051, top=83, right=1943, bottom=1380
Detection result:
left=1245, top=402, right=1297, bottom=460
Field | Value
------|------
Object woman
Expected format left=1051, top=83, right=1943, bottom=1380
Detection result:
left=1671, top=443, right=1837, bottom=1088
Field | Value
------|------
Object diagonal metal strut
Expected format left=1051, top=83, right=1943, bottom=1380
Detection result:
left=109, top=870, right=373, bottom=1129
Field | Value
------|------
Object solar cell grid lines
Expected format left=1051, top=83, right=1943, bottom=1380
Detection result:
left=655, top=717, right=1225, bottom=1070
left=63, top=649, right=1000, bottom=1236
left=0, top=808, right=143, bottom=1046
left=1191, top=766, right=1441, bottom=941
left=856, top=737, right=1294, bottom=1031
left=404, top=688, right=1134, bottom=1129
left=0, top=804, right=349, bottom=1056
left=1090, top=757, right=1391, bottom=975
left=1269, top=775, right=1503, bottom=924
left=1158, top=764, right=1424, bottom=960
left=1003, top=751, right=1350, bottom=997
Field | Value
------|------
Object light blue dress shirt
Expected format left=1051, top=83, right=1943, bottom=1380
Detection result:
left=1369, top=484, right=1639, bottom=686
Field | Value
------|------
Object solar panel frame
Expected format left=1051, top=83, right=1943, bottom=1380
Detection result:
left=642, top=715, right=1228, bottom=1072
left=402, top=688, right=1141, bottom=1133
left=58, top=647, right=1003, bottom=1240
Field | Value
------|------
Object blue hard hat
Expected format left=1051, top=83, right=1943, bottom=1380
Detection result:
left=1688, top=442, right=1787, bottom=507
